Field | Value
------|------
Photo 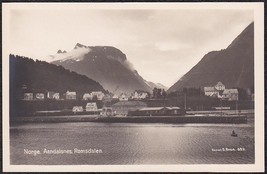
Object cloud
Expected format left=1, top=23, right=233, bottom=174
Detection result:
left=46, top=47, right=91, bottom=62
left=9, top=8, right=253, bottom=87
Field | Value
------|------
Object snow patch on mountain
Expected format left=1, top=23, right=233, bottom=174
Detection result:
left=46, top=47, right=91, bottom=63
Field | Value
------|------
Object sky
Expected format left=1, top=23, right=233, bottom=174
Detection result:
left=9, top=7, right=253, bottom=87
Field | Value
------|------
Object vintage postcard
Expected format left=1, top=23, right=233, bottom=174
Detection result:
left=2, top=2, right=264, bottom=172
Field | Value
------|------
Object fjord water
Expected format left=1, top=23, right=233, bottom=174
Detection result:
left=10, top=116, right=254, bottom=165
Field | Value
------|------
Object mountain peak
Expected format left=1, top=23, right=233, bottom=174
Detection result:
left=74, top=43, right=87, bottom=49
left=57, top=49, right=67, bottom=54
left=227, top=22, right=254, bottom=49
left=51, top=45, right=152, bottom=94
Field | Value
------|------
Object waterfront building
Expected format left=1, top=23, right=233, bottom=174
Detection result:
left=112, top=101, right=147, bottom=116
left=86, top=102, right=98, bottom=112
left=66, top=91, right=76, bottom=100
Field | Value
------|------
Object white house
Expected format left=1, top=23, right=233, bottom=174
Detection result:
left=83, top=93, right=93, bottom=100
left=112, top=94, right=119, bottom=99
left=222, top=89, right=238, bottom=101
left=72, top=106, right=83, bottom=112
left=91, top=91, right=105, bottom=100
left=204, top=82, right=226, bottom=98
left=131, top=91, right=148, bottom=100
left=204, top=87, right=219, bottom=98
left=214, top=81, right=226, bottom=91
left=86, top=102, right=98, bottom=112
left=66, top=91, right=76, bottom=100
left=119, top=93, right=129, bottom=101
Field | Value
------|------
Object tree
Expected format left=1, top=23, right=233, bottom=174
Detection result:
left=161, top=89, right=167, bottom=98
left=92, top=95, right=98, bottom=101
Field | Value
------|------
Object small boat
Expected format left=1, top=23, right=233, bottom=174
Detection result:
left=231, top=130, right=238, bottom=137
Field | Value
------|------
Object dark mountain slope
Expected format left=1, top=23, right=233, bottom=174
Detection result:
left=168, top=22, right=254, bottom=92
left=10, top=54, right=105, bottom=97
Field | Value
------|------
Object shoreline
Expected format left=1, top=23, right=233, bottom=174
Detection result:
left=10, top=114, right=249, bottom=124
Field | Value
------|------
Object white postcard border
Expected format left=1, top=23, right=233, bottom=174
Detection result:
left=2, top=2, right=264, bottom=172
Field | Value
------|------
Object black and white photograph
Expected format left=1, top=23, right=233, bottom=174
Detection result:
left=2, top=2, right=264, bottom=172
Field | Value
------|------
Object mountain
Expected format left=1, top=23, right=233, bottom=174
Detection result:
left=10, top=54, right=105, bottom=97
left=168, top=22, right=254, bottom=93
left=49, top=44, right=152, bottom=94
left=145, top=80, right=168, bottom=91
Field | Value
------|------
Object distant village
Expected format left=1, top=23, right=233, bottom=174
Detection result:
left=15, top=81, right=254, bottom=117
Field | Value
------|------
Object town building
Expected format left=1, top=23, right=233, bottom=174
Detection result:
left=204, top=82, right=239, bottom=101
left=86, top=102, right=98, bottom=112
left=222, top=89, right=239, bottom=101
left=100, top=107, right=114, bottom=117
left=72, top=106, right=83, bottom=113
left=119, top=93, right=129, bottom=101
left=102, top=94, right=113, bottom=102
left=66, top=91, right=76, bottom=100
left=204, top=87, right=220, bottom=98
left=112, top=101, right=147, bottom=116
left=83, top=93, right=93, bottom=100
left=23, top=93, right=34, bottom=100
left=35, top=93, right=45, bottom=100
left=112, top=94, right=119, bottom=99
left=204, top=81, right=226, bottom=98
left=91, top=91, right=105, bottom=100
left=214, top=81, right=226, bottom=91
left=131, top=91, right=148, bottom=100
